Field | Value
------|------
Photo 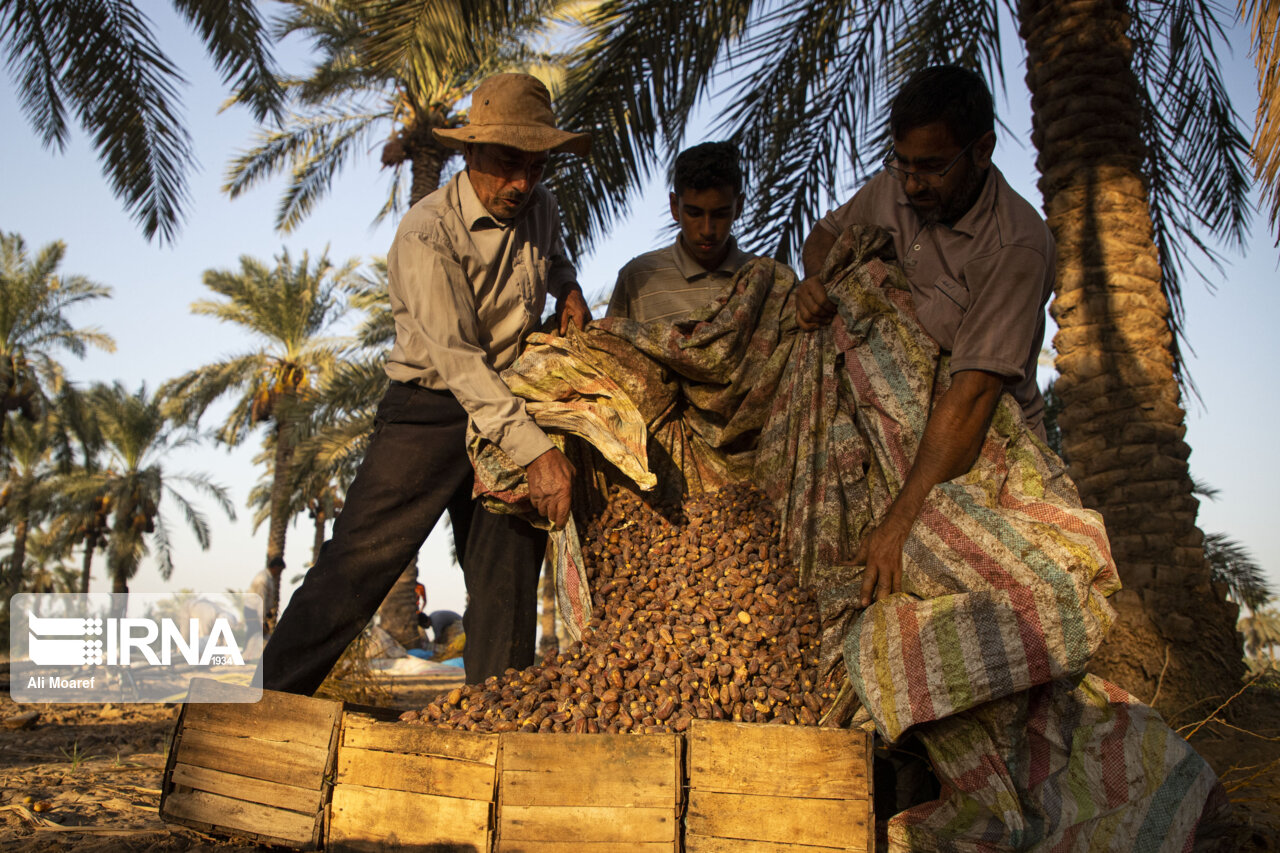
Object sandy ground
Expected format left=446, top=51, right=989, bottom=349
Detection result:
left=0, top=668, right=1277, bottom=851
left=0, top=672, right=462, bottom=852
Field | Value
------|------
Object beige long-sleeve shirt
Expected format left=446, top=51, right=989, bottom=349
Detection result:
left=385, top=171, right=580, bottom=466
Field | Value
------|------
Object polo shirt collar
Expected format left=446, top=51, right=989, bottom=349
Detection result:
left=951, top=166, right=1000, bottom=236
left=459, top=170, right=513, bottom=230
left=670, top=235, right=746, bottom=280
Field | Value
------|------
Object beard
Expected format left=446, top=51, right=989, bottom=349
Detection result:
left=910, top=164, right=987, bottom=226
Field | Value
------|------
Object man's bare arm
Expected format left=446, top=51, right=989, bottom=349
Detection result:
left=802, top=227, right=836, bottom=279
left=797, top=227, right=838, bottom=330
left=855, top=369, right=1004, bottom=606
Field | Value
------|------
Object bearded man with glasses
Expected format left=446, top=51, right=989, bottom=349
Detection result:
left=795, top=64, right=1055, bottom=608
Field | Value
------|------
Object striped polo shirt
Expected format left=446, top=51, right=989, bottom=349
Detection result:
left=606, top=236, right=753, bottom=323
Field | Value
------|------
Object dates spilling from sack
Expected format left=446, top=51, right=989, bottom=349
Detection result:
left=402, top=482, right=832, bottom=733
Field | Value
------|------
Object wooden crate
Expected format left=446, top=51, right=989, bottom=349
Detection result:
left=685, top=720, right=873, bottom=853
left=496, top=732, right=684, bottom=852
left=160, top=678, right=343, bottom=849
left=327, top=713, right=500, bottom=852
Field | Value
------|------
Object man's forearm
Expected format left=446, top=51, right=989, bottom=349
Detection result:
left=802, top=226, right=836, bottom=279
left=856, top=369, right=1004, bottom=604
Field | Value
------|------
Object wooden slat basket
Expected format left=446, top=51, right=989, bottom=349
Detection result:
left=327, top=713, right=500, bottom=852
left=160, top=678, right=343, bottom=849
left=496, top=732, right=684, bottom=852
left=684, top=720, right=874, bottom=853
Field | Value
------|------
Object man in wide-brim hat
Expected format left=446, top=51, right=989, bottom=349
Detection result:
left=262, top=73, right=592, bottom=693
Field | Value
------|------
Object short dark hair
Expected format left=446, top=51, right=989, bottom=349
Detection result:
left=672, top=141, right=743, bottom=196
left=267, top=556, right=286, bottom=570
left=889, top=65, right=994, bottom=147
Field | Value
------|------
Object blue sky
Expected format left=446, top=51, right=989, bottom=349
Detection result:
left=1, top=6, right=1276, bottom=619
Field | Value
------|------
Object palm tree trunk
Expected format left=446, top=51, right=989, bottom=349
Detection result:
left=7, top=516, right=29, bottom=599
left=311, top=507, right=326, bottom=567
left=1018, top=0, right=1244, bottom=710
left=407, top=111, right=455, bottom=206
left=266, top=404, right=297, bottom=624
left=80, top=542, right=95, bottom=593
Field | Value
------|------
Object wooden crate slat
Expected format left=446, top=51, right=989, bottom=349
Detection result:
left=500, top=766, right=677, bottom=808
left=176, top=726, right=330, bottom=789
left=686, top=790, right=871, bottom=850
left=342, top=714, right=499, bottom=764
left=500, top=732, right=680, bottom=779
left=497, top=843, right=677, bottom=852
left=163, top=789, right=318, bottom=845
left=183, top=680, right=341, bottom=749
left=687, top=720, right=871, bottom=799
left=498, top=804, right=678, bottom=843
left=687, top=835, right=865, bottom=853
left=170, top=762, right=322, bottom=813
left=328, top=783, right=491, bottom=851
left=337, top=746, right=496, bottom=801
left=183, top=678, right=261, bottom=704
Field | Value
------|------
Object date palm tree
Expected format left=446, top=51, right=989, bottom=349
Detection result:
left=1, top=0, right=283, bottom=243
left=0, top=414, right=63, bottom=601
left=162, top=249, right=357, bottom=581
left=21, top=529, right=79, bottom=593
left=223, top=0, right=577, bottom=230
left=38, top=384, right=114, bottom=593
left=0, top=232, right=114, bottom=458
left=243, top=411, right=347, bottom=633
left=71, top=382, right=235, bottom=593
left=535, top=0, right=1256, bottom=707
left=1240, top=606, right=1280, bottom=675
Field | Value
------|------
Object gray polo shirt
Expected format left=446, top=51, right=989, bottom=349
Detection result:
left=386, top=171, right=580, bottom=466
left=818, top=166, right=1054, bottom=431
left=606, top=236, right=753, bottom=323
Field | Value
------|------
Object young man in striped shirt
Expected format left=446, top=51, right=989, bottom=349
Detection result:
left=607, top=142, right=754, bottom=323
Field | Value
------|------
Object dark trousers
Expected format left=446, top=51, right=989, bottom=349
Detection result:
left=261, top=381, right=546, bottom=694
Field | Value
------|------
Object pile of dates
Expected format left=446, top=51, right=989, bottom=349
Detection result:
left=401, top=482, right=833, bottom=733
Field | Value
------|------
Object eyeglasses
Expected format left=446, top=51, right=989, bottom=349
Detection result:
left=883, top=138, right=977, bottom=185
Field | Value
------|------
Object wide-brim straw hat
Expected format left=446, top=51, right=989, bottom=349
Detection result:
left=433, top=73, right=591, bottom=157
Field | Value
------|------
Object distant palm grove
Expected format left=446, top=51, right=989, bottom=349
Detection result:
left=0, top=231, right=386, bottom=612
left=1, top=0, right=1278, bottom=708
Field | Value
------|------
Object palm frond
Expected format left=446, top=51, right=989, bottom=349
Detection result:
left=1204, top=531, right=1271, bottom=611
left=161, top=352, right=268, bottom=426
left=149, top=509, right=177, bottom=579
left=1190, top=476, right=1222, bottom=500
left=1128, top=0, right=1254, bottom=386
left=0, top=0, right=71, bottom=149
left=224, top=0, right=576, bottom=234
left=551, top=0, right=753, bottom=256
left=170, top=0, right=285, bottom=122
left=1241, top=0, right=1280, bottom=241
left=719, top=0, right=904, bottom=259
left=223, top=108, right=389, bottom=232
left=359, top=0, right=533, bottom=93
left=12, top=0, right=194, bottom=242
left=3, top=0, right=283, bottom=242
